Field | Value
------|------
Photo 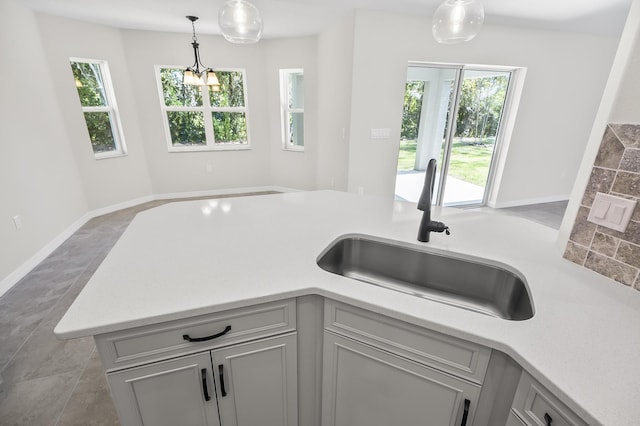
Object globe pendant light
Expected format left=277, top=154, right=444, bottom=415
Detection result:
left=432, top=0, right=484, bottom=44
left=218, top=0, right=263, bottom=44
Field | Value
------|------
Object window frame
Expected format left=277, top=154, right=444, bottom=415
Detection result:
left=70, top=57, right=127, bottom=160
left=279, top=69, right=304, bottom=152
left=155, top=65, right=251, bottom=153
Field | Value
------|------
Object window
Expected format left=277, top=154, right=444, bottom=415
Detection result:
left=70, top=59, right=126, bottom=158
left=157, top=67, right=249, bottom=152
left=280, top=69, right=304, bottom=151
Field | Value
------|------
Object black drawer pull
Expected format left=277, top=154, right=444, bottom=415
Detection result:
left=544, top=413, right=553, bottom=426
left=219, top=364, right=227, bottom=397
left=460, top=398, right=470, bottom=426
left=201, top=368, right=211, bottom=401
left=183, top=325, right=232, bottom=342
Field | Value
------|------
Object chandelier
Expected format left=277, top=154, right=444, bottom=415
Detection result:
left=183, top=16, right=220, bottom=89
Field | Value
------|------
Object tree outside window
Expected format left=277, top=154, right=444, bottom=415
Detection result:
left=70, top=59, right=126, bottom=158
left=157, top=67, right=249, bottom=152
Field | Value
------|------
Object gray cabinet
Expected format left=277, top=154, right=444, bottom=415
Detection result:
left=213, top=333, right=298, bottom=426
left=322, top=332, right=480, bottom=426
left=321, top=300, right=489, bottom=426
left=100, top=300, right=298, bottom=426
left=108, top=352, right=220, bottom=426
left=509, top=371, right=588, bottom=426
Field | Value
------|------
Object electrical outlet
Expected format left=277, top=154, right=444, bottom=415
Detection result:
left=13, top=215, right=22, bottom=229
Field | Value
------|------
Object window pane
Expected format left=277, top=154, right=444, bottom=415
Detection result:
left=71, top=62, right=108, bottom=107
left=161, top=68, right=202, bottom=107
left=288, top=72, right=304, bottom=109
left=83, top=112, right=117, bottom=153
left=167, top=111, right=206, bottom=146
left=210, top=71, right=245, bottom=107
left=212, top=112, right=247, bottom=144
left=289, top=112, right=304, bottom=147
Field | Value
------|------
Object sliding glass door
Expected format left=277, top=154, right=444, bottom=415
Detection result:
left=395, top=64, right=512, bottom=207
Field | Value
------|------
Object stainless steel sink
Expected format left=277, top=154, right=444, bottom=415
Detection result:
left=317, top=234, right=534, bottom=320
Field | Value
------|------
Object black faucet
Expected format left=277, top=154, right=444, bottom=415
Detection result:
left=417, top=158, right=450, bottom=242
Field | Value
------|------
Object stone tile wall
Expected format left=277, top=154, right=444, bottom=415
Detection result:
left=564, top=123, right=640, bottom=289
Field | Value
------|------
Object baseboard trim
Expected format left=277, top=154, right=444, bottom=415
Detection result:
left=0, top=186, right=297, bottom=298
left=153, top=186, right=297, bottom=201
left=0, top=213, right=91, bottom=298
left=488, top=195, right=570, bottom=209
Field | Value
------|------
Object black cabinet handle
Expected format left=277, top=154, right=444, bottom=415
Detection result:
left=460, top=398, right=470, bottom=426
left=218, top=364, right=227, bottom=397
left=544, top=413, right=553, bottom=426
left=201, top=368, right=211, bottom=402
left=183, top=325, right=232, bottom=342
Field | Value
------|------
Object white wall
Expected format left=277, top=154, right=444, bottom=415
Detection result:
left=346, top=10, right=618, bottom=204
left=35, top=14, right=153, bottom=210
left=610, top=16, right=640, bottom=123
left=121, top=29, right=273, bottom=195
left=264, top=37, right=318, bottom=190
left=316, top=14, right=356, bottom=191
left=0, top=0, right=88, bottom=289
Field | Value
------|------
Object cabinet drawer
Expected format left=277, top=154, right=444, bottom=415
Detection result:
left=96, top=299, right=296, bottom=371
left=511, top=372, right=588, bottom=426
left=324, top=300, right=490, bottom=383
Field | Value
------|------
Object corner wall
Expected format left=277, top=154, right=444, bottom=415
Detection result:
left=560, top=0, right=640, bottom=289
left=0, top=0, right=88, bottom=292
left=35, top=13, right=154, bottom=211
left=316, top=14, right=356, bottom=191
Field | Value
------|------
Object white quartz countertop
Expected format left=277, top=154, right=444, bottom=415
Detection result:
left=55, top=191, right=640, bottom=425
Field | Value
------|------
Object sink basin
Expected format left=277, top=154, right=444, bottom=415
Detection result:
left=317, top=234, right=534, bottom=320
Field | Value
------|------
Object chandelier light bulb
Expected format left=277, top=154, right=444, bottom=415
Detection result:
left=432, top=0, right=484, bottom=44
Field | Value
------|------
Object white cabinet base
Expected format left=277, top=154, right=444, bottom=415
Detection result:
left=108, top=352, right=221, bottom=426
left=321, top=332, right=480, bottom=426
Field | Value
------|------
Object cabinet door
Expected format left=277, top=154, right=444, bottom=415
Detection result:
left=322, top=332, right=480, bottom=426
left=212, top=333, right=298, bottom=426
left=107, top=352, right=221, bottom=426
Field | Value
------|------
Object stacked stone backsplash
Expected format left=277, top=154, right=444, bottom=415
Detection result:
left=564, top=123, right=640, bottom=289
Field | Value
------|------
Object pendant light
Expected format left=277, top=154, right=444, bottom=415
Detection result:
left=432, top=0, right=484, bottom=44
left=218, top=0, right=263, bottom=44
left=183, top=16, right=220, bottom=90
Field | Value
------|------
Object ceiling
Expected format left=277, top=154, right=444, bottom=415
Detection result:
left=21, top=0, right=632, bottom=39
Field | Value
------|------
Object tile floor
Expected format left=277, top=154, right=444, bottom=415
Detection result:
left=0, top=194, right=567, bottom=425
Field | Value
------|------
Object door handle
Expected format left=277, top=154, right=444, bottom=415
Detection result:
left=218, top=364, right=227, bottom=397
left=460, top=398, right=470, bottom=426
left=544, top=413, right=553, bottom=426
left=201, top=368, right=211, bottom=402
left=183, top=325, right=232, bottom=342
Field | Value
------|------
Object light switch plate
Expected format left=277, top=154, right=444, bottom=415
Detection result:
left=587, top=192, right=637, bottom=232
left=370, top=128, right=391, bottom=139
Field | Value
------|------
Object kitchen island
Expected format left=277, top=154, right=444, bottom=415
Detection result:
left=55, top=191, right=640, bottom=425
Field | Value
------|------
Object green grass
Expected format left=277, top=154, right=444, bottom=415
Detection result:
left=397, top=139, right=418, bottom=170
left=397, top=139, right=494, bottom=187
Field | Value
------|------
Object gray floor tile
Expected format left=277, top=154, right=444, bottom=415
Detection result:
left=56, top=350, right=120, bottom=426
left=0, top=371, right=79, bottom=426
